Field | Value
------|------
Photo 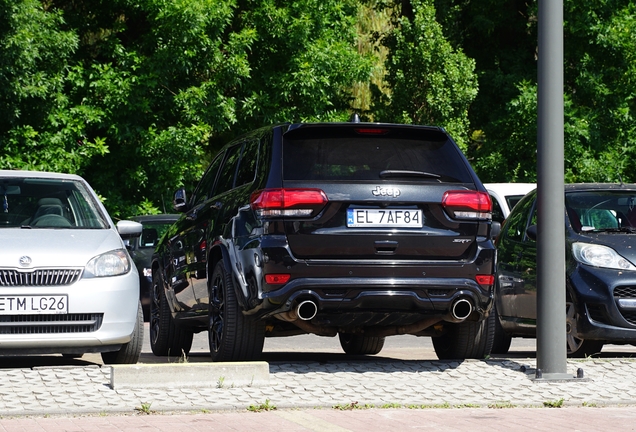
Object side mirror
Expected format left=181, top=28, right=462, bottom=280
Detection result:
left=173, top=188, right=188, bottom=213
left=117, top=220, right=143, bottom=240
left=526, top=224, right=537, bottom=241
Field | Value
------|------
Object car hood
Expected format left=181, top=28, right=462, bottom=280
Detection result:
left=0, top=228, right=125, bottom=268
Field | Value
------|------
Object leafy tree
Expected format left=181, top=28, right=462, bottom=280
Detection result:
left=436, top=0, right=636, bottom=184
left=372, top=0, right=478, bottom=150
left=0, top=0, right=107, bottom=173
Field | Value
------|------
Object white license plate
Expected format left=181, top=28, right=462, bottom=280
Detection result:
left=347, top=209, right=423, bottom=228
left=0, top=295, right=68, bottom=315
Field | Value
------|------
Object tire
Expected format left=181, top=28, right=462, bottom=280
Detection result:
left=432, top=312, right=495, bottom=360
left=338, top=333, right=385, bottom=355
left=208, top=261, right=265, bottom=362
left=101, top=302, right=144, bottom=364
left=490, top=303, right=512, bottom=355
left=566, top=300, right=603, bottom=358
left=149, top=270, right=193, bottom=357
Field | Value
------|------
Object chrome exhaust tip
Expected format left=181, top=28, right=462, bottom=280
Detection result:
left=296, top=300, right=318, bottom=321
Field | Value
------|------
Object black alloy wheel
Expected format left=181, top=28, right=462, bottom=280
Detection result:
left=149, top=270, right=193, bottom=357
left=208, top=261, right=265, bottom=362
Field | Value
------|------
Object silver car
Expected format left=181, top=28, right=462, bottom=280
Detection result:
left=0, top=170, right=143, bottom=364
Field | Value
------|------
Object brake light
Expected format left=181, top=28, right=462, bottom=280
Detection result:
left=442, top=190, right=492, bottom=220
left=354, top=128, right=389, bottom=135
left=475, top=274, right=494, bottom=285
left=250, top=188, right=328, bottom=217
left=265, top=274, right=291, bottom=284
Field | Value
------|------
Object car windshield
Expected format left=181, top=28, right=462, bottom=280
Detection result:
left=566, top=190, right=636, bottom=233
left=136, top=221, right=175, bottom=249
left=0, top=177, right=109, bottom=229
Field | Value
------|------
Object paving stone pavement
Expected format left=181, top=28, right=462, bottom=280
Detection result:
left=1, top=357, right=636, bottom=417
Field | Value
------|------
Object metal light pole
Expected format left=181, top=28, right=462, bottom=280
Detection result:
left=535, top=0, right=573, bottom=380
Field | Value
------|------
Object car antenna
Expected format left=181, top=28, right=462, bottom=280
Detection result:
left=618, top=174, right=625, bottom=187
left=349, top=113, right=361, bottom=123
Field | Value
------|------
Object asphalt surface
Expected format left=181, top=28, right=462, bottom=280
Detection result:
left=1, top=325, right=636, bottom=430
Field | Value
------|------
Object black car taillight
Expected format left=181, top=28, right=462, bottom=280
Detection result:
left=442, top=190, right=492, bottom=220
left=250, top=188, right=328, bottom=217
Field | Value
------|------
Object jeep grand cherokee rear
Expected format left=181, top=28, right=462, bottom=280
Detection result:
left=150, top=121, right=497, bottom=361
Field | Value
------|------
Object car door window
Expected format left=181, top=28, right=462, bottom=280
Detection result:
left=214, top=144, right=242, bottom=195
left=503, top=193, right=535, bottom=242
left=234, top=138, right=260, bottom=187
left=191, top=152, right=224, bottom=207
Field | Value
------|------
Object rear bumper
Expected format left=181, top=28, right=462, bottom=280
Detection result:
left=260, top=277, right=493, bottom=322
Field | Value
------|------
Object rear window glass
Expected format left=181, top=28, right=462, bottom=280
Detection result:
left=282, top=127, right=473, bottom=182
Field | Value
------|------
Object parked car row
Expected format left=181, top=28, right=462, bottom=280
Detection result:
left=5, top=121, right=636, bottom=365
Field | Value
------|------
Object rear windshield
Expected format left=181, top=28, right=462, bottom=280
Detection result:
left=282, top=126, right=474, bottom=182
left=0, top=177, right=109, bottom=229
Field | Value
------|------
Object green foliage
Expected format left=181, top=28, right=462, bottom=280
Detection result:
left=444, top=0, right=636, bottom=184
left=373, top=0, right=478, bottom=150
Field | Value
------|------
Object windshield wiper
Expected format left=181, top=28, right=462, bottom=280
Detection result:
left=379, top=170, right=441, bottom=180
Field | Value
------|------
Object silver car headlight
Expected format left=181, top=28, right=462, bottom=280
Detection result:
left=572, top=242, right=636, bottom=270
left=84, top=249, right=131, bottom=277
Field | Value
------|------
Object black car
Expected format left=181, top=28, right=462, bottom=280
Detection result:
left=150, top=120, right=499, bottom=361
left=493, top=183, right=636, bottom=357
left=129, top=214, right=179, bottom=321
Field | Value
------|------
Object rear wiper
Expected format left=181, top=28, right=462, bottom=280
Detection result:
left=379, top=170, right=441, bottom=180
left=582, top=227, right=636, bottom=234
left=21, top=225, right=32, bottom=229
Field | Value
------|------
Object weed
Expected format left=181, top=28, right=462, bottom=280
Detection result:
left=488, top=401, right=516, bottom=409
left=248, top=399, right=276, bottom=412
left=135, top=402, right=155, bottom=415
left=408, top=402, right=452, bottom=409
left=380, top=403, right=401, bottom=409
left=333, top=401, right=363, bottom=410
left=217, top=376, right=225, bottom=389
left=582, top=401, right=598, bottom=408
left=543, top=398, right=564, bottom=408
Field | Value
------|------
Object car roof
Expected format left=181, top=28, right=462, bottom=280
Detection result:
left=131, top=214, right=180, bottom=223
left=0, top=169, right=85, bottom=181
left=484, top=183, right=537, bottom=196
left=564, top=183, right=636, bottom=192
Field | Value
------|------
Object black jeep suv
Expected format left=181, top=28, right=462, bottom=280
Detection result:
left=150, top=120, right=498, bottom=361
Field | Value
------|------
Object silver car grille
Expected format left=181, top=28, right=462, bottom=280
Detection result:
left=0, top=269, right=82, bottom=287
left=0, top=313, right=103, bottom=334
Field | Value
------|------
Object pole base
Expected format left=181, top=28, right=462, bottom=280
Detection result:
left=531, top=367, right=588, bottom=382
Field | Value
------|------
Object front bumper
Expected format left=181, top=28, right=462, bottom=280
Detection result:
left=0, top=269, right=139, bottom=354
left=570, top=265, right=636, bottom=343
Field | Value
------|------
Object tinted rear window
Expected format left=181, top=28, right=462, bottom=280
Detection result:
left=282, top=126, right=473, bottom=182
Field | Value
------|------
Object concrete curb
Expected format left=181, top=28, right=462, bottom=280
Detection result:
left=109, top=361, right=269, bottom=389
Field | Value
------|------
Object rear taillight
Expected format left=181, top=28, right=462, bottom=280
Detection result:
left=475, top=274, right=495, bottom=285
left=265, top=274, right=291, bottom=284
left=442, top=190, right=492, bottom=220
left=250, top=188, right=328, bottom=217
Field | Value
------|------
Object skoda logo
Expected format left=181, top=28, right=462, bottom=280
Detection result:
left=19, top=256, right=32, bottom=267
left=372, top=186, right=401, bottom=197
